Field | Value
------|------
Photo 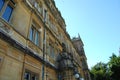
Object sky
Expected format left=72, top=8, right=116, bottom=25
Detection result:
left=54, top=0, right=120, bottom=69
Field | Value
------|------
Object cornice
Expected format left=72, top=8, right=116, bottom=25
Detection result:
left=0, top=29, right=57, bottom=70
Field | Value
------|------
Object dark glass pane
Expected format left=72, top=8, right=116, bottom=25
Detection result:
left=35, top=31, right=39, bottom=46
left=32, top=75, right=36, bottom=80
left=0, top=0, right=5, bottom=11
left=2, top=5, right=13, bottom=21
left=29, top=27, right=34, bottom=42
left=24, top=72, right=30, bottom=80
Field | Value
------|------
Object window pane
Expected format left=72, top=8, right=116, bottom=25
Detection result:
left=50, top=45, right=54, bottom=58
left=35, top=31, right=39, bottom=46
left=2, top=5, right=13, bottom=21
left=32, top=75, right=38, bottom=80
left=47, top=44, right=50, bottom=55
left=0, top=0, right=4, bottom=11
left=29, top=27, right=34, bottom=42
left=24, top=72, right=31, bottom=80
left=28, top=0, right=35, bottom=5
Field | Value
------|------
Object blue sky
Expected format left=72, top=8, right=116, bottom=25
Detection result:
left=54, top=0, right=120, bottom=68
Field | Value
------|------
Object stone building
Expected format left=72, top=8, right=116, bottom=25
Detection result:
left=0, top=0, right=90, bottom=80
left=72, top=35, right=91, bottom=80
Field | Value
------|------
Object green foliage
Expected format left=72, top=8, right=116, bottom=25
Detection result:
left=108, top=54, right=120, bottom=80
left=90, top=54, right=120, bottom=80
left=109, top=54, right=120, bottom=66
left=90, top=62, right=110, bottom=80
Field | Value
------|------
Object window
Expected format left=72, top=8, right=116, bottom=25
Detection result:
left=47, top=42, right=55, bottom=59
left=43, top=9, right=47, bottom=22
left=28, top=0, right=35, bottom=5
left=49, top=44, right=55, bottom=58
left=29, top=24, right=40, bottom=47
left=0, top=0, right=15, bottom=22
left=24, top=70, right=39, bottom=80
left=2, top=5, right=13, bottom=21
left=35, top=31, right=39, bottom=45
left=0, top=0, right=4, bottom=11
left=30, top=27, right=35, bottom=42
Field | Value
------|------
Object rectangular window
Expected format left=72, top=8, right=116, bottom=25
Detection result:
left=47, top=44, right=50, bottom=55
left=43, top=9, right=47, bottom=22
left=24, top=70, right=39, bottom=80
left=49, top=44, right=54, bottom=58
left=0, top=0, right=15, bottom=22
left=0, top=0, right=4, bottom=11
left=2, top=5, right=13, bottom=21
left=29, top=24, right=40, bottom=47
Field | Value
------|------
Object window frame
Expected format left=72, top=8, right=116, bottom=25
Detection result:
left=34, top=30, right=40, bottom=46
left=2, top=4, right=13, bottom=21
left=49, top=43, right=55, bottom=59
left=29, top=22, right=41, bottom=47
left=29, top=26, right=36, bottom=42
left=24, top=69, right=39, bottom=80
left=0, top=0, right=15, bottom=22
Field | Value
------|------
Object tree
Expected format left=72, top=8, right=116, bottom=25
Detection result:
left=90, top=54, right=120, bottom=80
left=90, top=62, right=110, bottom=80
left=108, top=54, right=120, bottom=80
